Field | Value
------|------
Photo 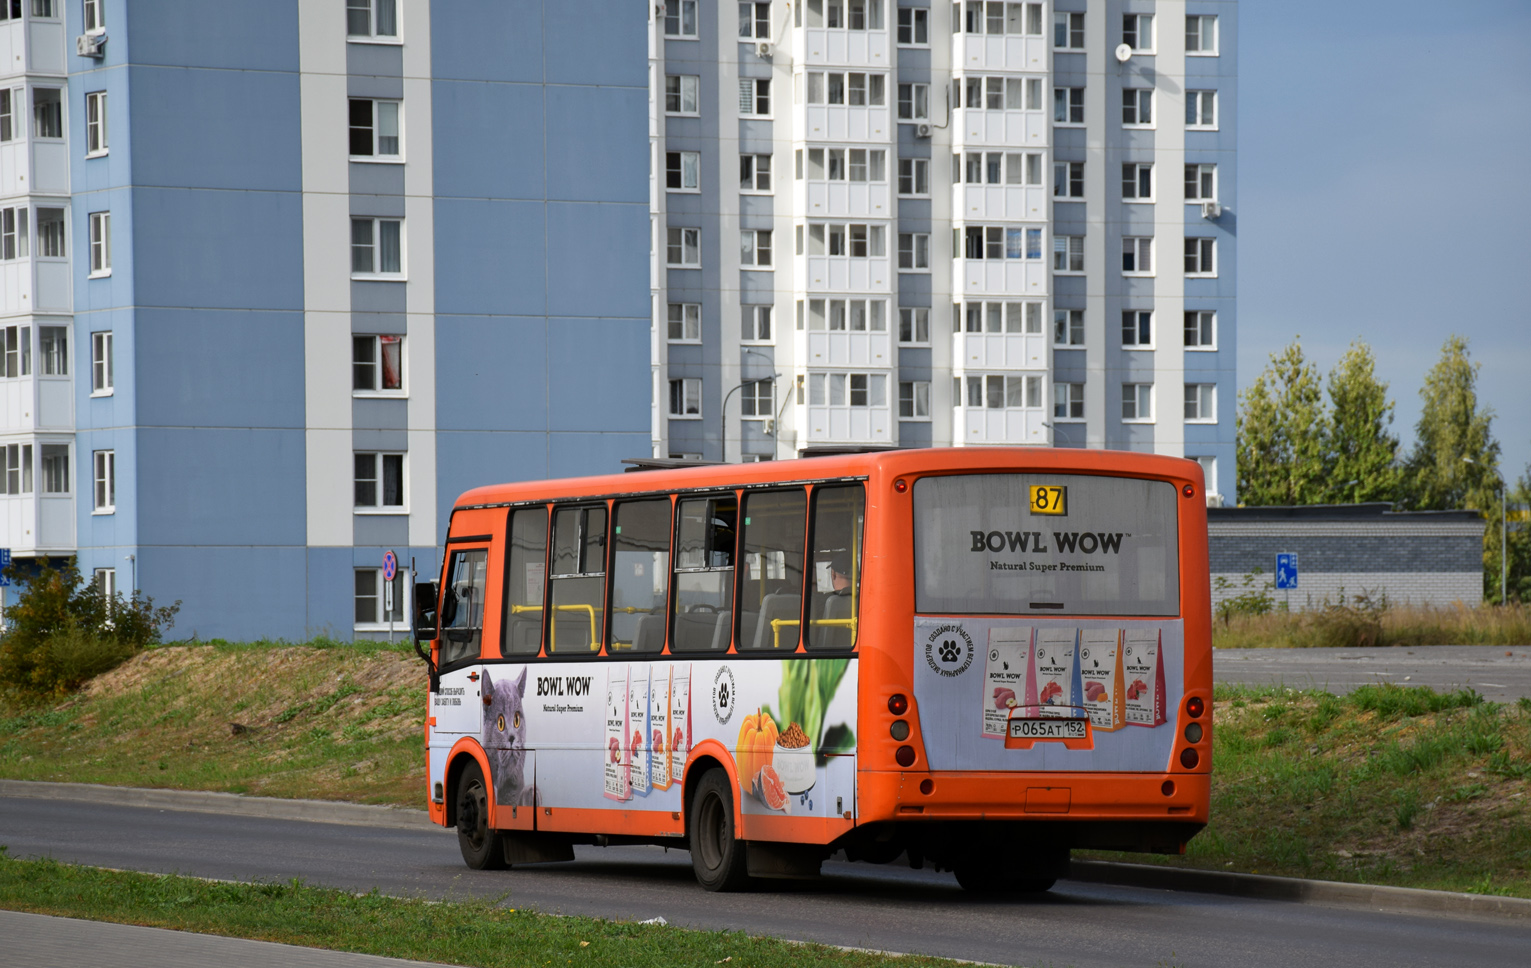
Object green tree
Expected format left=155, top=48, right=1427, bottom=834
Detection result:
left=1236, top=338, right=1328, bottom=505
left=1323, top=340, right=1400, bottom=504
left=1402, top=335, right=1500, bottom=513
left=1483, top=464, right=1531, bottom=604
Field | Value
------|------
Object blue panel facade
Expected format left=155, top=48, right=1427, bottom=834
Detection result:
left=133, top=310, right=306, bottom=428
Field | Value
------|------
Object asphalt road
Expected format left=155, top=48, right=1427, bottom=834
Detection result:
left=1214, top=644, right=1531, bottom=702
left=2, top=795, right=1528, bottom=968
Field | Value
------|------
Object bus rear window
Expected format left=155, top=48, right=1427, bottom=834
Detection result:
left=913, top=473, right=1179, bottom=617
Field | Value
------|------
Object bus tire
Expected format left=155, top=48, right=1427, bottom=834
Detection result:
left=455, top=760, right=506, bottom=870
left=689, top=768, right=751, bottom=892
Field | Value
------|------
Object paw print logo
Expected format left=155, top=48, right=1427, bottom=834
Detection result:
left=939, top=639, right=962, bottom=663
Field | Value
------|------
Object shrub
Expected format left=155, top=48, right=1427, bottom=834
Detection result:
left=1213, top=568, right=1276, bottom=627
left=0, top=559, right=180, bottom=699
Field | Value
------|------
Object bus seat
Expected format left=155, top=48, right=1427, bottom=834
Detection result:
left=634, top=613, right=665, bottom=653
left=817, top=592, right=855, bottom=649
left=709, top=609, right=733, bottom=651
left=748, top=593, right=802, bottom=650
left=672, top=610, right=717, bottom=652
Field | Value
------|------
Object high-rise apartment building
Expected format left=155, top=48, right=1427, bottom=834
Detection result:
left=0, top=1, right=651, bottom=639
left=648, top=1, right=1235, bottom=502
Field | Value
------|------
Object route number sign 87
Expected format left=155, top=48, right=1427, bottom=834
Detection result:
left=1029, top=485, right=1067, bottom=516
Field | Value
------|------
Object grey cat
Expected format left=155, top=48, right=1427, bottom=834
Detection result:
left=482, top=668, right=538, bottom=807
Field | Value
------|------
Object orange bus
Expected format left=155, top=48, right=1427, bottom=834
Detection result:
left=413, top=447, right=1211, bottom=892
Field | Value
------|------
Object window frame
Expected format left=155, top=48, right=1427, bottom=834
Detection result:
left=1052, top=160, right=1084, bottom=199
left=739, top=1, right=772, bottom=40
left=1121, top=383, right=1155, bottom=423
left=1120, top=310, right=1154, bottom=348
left=346, top=0, right=401, bottom=43
left=896, top=82, right=930, bottom=121
left=898, top=380, right=931, bottom=420
left=1122, top=162, right=1154, bottom=202
left=92, top=448, right=114, bottom=514
left=1122, top=12, right=1154, bottom=53
left=897, top=157, right=929, bottom=196
left=739, top=152, right=772, bottom=193
left=1184, top=383, right=1217, bottom=423
left=1053, top=10, right=1084, bottom=49
left=1053, top=86, right=1084, bottom=126
left=350, top=216, right=405, bottom=279
left=741, top=304, right=773, bottom=342
left=665, top=74, right=701, bottom=116
left=665, top=0, right=700, bottom=38
left=91, top=330, right=113, bottom=396
left=740, top=228, right=774, bottom=268
left=1053, top=308, right=1085, bottom=347
left=354, top=566, right=407, bottom=629
left=896, top=6, right=929, bottom=46
left=352, top=333, right=405, bottom=397
left=740, top=377, right=774, bottom=418
left=1184, top=163, right=1217, bottom=202
left=739, top=77, right=772, bottom=118
left=40, top=443, right=69, bottom=495
left=85, top=90, right=107, bottom=157
left=1122, top=236, right=1154, bottom=276
left=1186, top=14, right=1219, bottom=56
left=668, top=377, right=703, bottom=418
left=348, top=97, right=403, bottom=162
left=667, top=302, right=702, bottom=343
left=1184, top=236, right=1217, bottom=276
left=354, top=451, right=406, bottom=512
left=1184, top=310, right=1217, bottom=350
left=666, top=226, right=702, bottom=268
left=1052, top=234, right=1084, bottom=274
left=666, top=150, right=701, bottom=193
left=897, top=231, right=930, bottom=271
left=898, top=307, right=930, bottom=344
left=1186, top=89, right=1218, bottom=129
left=1122, top=87, right=1154, bottom=128
left=1053, top=382, right=1084, bottom=421
left=87, top=211, right=110, bottom=277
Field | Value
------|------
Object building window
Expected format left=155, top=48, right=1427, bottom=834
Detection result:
left=1053, top=234, right=1083, bottom=273
left=348, top=98, right=401, bottom=159
left=1053, top=309, right=1084, bottom=346
left=92, top=449, right=114, bottom=512
left=740, top=378, right=773, bottom=417
left=803, top=298, right=886, bottom=332
left=958, top=1, right=1040, bottom=35
left=1186, top=15, right=1218, bottom=55
left=801, top=0, right=886, bottom=29
left=346, top=0, right=398, bottom=40
left=1122, top=237, right=1153, bottom=275
left=1123, top=88, right=1153, bottom=127
left=94, top=568, right=116, bottom=604
left=667, top=227, right=701, bottom=266
left=739, top=1, right=771, bottom=39
left=740, top=153, right=772, bottom=191
left=85, top=91, right=107, bottom=155
left=1053, top=87, right=1084, bottom=125
left=1185, top=237, right=1216, bottom=275
left=961, top=301, right=1043, bottom=334
left=666, top=150, right=700, bottom=191
left=896, top=82, right=929, bottom=120
left=1053, top=161, right=1083, bottom=198
left=665, top=0, right=699, bottom=37
left=1186, top=90, right=1218, bottom=128
left=41, top=445, right=68, bottom=494
left=3, top=325, right=29, bottom=377
left=33, top=88, right=62, bottom=139
left=669, top=377, right=702, bottom=417
left=665, top=75, right=700, bottom=115
left=355, top=568, right=405, bottom=626
left=739, top=78, right=771, bottom=116
left=1, top=443, right=32, bottom=495
left=1053, top=383, right=1084, bottom=420
left=898, top=307, right=929, bottom=344
left=898, top=157, right=929, bottom=195
left=81, top=0, right=103, bottom=31
left=353, top=334, right=403, bottom=393
left=896, top=6, right=928, bottom=44
left=88, top=211, right=110, bottom=276
left=898, top=381, right=930, bottom=419
left=961, top=374, right=1042, bottom=411
left=39, top=326, right=66, bottom=375
left=354, top=452, right=405, bottom=509
left=959, top=225, right=1039, bottom=261
left=1185, top=163, right=1217, bottom=201
left=808, top=372, right=886, bottom=408
left=1185, top=383, right=1216, bottom=422
left=1, top=207, right=27, bottom=260
left=740, top=229, right=773, bottom=267
left=1121, top=311, right=1153, bottom=347
left=806, top=222, right=885, bottom=258
left=37, top=208, right=65, bottom=257
left=0, top=90, right=12, bottom=142
left=801, top=147, right=886, bottom=183
left=1195, top=456, right=1219, bottom=495
left=1053, top=10, right=1084, bottom=49
left=668, top=303, right=701, bottom=342
left=807, top=71, right=887, bottom=106
left=1122, top=383, right=1154, bottom=422
left=742, top=305, right=773, bottom=341
left=1122, top=163, right=1153, bottom=201
left=91, top=331, right=113, bottom=394
left=960, top=76, right=1033, bottom=112
left=351, top=217, right=403, bottom=276
left=898, top=232, right=929, bottom=270
left=1122, top=13, right=1153, bottom=51
left=1184, top=310, right=1216, bottom=349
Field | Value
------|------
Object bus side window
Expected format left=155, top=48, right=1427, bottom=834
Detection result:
left=806, top=485, right=865, bottom=650
left=737, top=488, right=807, bottom=651
left=502, top=507, right=548, bottom=655
left=549, top=505, right=607, bottom=653
left=672, top=494, right=737, bottom=651
left=610, top=498, right=671, bottom=653
left=440, top=547, right=489, bottom=665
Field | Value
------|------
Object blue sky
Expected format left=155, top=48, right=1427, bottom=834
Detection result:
left=1238, top=0, right=1531, bottom=484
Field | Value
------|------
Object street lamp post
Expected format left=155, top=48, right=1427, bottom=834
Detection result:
left=1464, top=457, right=1507, bottom=604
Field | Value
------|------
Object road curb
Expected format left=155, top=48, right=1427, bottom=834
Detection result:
left=1068, top=858, right=1531, bottom=921
left=5, top=780, right=1528, bottom=921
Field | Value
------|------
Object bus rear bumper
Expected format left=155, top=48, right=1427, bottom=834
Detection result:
left=864, top=770, right=1210, bottom=826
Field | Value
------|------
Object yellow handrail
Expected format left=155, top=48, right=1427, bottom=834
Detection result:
left=770, top=616, right=857, bottom=649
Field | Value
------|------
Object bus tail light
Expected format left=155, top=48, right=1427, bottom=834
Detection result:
left=1184, top=722, right=1203, bottom=744
left=888, top=694, right=908, bottom=715
left=890, top=720, right=910, bottom=740
left=1186, top=696, right=1205, bottom=718
left=1179, top=748, right=1199, bottom=770
left=1182, top=483, right=1195, bottom=498
left=895, top=745, right=916, bottom=767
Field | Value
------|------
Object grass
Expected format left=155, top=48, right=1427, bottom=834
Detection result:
left=0, top=850, right=966, bottom=968
left=1082, top=682, right=1531, bottom=897
left=1213, top=601, right=1531, bottom=649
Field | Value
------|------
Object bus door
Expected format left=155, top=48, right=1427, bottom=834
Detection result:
left=430, top=544, right=491, bottom=802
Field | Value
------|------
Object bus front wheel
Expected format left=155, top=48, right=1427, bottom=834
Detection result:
left=455, top=760, right=507, bottom=870
left=689, top=768, right=751, bottom=891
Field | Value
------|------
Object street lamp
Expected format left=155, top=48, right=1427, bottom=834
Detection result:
left=721, top=349, right=781, bottom=462
left=1463, top=457, right=1507, bottom=604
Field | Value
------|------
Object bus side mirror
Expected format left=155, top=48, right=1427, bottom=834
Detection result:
left=413, top=581, right=439, bottom=642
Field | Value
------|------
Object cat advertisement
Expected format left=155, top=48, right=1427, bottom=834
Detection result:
left=982, top=626, right=1034, bottom=738
left=1123, top=627, right=1168, bottom=727
left=1031, top=627, right=1083, bottom=718
left=1078, top=628, right=1126, bottom=731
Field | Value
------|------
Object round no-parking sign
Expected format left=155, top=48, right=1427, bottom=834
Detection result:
left=382, top=550, right=397, bottom=582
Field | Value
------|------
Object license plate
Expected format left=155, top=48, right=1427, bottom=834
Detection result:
left=1008, top=718, right=1087, bottom=740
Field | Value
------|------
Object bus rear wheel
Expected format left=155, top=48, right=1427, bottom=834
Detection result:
left=455, top=760, right=506, bottom=870
left=689, top=768, right=751, bottom=892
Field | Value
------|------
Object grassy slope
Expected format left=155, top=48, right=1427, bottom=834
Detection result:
left=2, top=642, right=1529, bottom=896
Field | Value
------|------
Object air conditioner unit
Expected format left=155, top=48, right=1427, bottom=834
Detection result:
left=1201, top=201, right=1222, bottom=220
left=915, top=123, right=933, bottom=139
left=755, top=41, right=772, bottom=58
left=1206, top=492, right=1225, bottom=508
left=76, top=33, right=106, bottom=58
left=763, top=418, right=776, bottom=436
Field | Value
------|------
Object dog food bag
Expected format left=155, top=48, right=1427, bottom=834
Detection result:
left=670, top=664, right=691, bottom=782
left=1123, top=627, right=1167, bottom=727
left=628, top=666, right=651, bottom=797
left=1032, top=627, right=1083, bottom=719
left=1078, top=628, right=1125, bottom=731
left=982, top=626, right=1035, bottom=738
left=651, top=665, right=673, bottom=790
left=604, top=668, right=630, bottom=801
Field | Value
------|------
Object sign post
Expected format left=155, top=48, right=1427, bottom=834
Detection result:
left=0, top=548, right=11, bottom=632
left=382, top=550, right=398, bottom=644
left=1275, top=552, right=1298, bottom=611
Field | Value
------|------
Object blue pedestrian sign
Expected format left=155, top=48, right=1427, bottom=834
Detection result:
left=1276, top=553, right=1298, bottom=590
left=382, top=550, right=398, bottom=583
left=0, top=548, right=10, bottom=586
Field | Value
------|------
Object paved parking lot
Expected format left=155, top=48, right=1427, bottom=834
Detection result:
left=1214, top=645, right=1531, bottom=702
